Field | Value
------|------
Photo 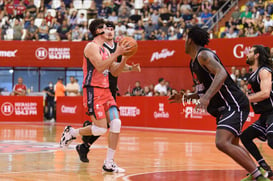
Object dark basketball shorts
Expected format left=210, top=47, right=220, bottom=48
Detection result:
left=216, top=106, right=249, bottom=137
left=83, top=87, right=117, bottom=120
left=250, top=111, right=273, bottom=141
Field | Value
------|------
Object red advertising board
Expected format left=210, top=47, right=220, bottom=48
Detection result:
left=56, top=96, right=258, bottom=131
left=56, top=96, right=89, bottom=124
left=0, top=41, right=86, bottom=67
left=0, top=36, right=272, bottom=68
left=0, top=96, right=43, bottom=122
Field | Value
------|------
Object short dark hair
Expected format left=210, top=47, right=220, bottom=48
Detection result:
left=188, top=26, right=209, bottom=46
left=105, top=21, right=115, bottom=29
left=89, top=19, right=105, bottom=37
left=158, top=77, right=164, bottom=83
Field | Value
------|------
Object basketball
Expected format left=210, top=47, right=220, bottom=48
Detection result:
left=119, top=37, right=138, bottom=56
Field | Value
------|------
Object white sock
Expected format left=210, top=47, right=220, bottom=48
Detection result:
left=252, top=168, right=262, bottom=179
left=106, top=148, right=115, bottom=162
left=71, top=128, right=80, bottom=137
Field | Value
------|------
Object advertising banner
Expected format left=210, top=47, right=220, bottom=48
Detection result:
left=0, top=41, right=86, bottom=67
left=0, top=96, right=43, bottom=122
left=56, top=96, right=258, bottom=131
left=56, top=96, right=89, bottom=124
left=0, top=36, right=272, bottom=68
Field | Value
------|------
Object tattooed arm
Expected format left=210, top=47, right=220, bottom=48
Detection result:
left=196, top=50, right=227, bottom=110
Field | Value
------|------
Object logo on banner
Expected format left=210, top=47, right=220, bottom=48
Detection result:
left=1, top=102, right=14, bottom=116
left=61, top=105, right=77, bottom=114
left=0, top=50, right=17, bottom=57
left=36, top=48, right=47, bottom=60
left=154, top=103, right=169, bottom=119
left=119, top=106, right=140, bottom=117
left=35, top=47, right=71, bottom=60
left=1, top=102, right=38, bottom=116
left=150, top=49, right=175, bottom=62
left=233, top=44, right=251, bottom=59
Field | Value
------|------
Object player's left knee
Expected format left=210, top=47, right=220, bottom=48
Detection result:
left=267, top=134, right=273, bottom=149
left=110, top=118, right=121, bottom=133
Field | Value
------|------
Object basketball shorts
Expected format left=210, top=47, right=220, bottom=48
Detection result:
left=250, top=111, right=273, bottom=141
left=83, top=87, right=117, bottom=120
left=216, top=106, right=249, bottom=137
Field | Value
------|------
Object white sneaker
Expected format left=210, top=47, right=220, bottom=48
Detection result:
left=102, top=160, right=125, bottom=173
left=60, top=126, right=76, bottom=148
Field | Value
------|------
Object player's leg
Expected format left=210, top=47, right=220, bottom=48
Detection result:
left=241, top=123, right=272, bottom=171
left=216, top=109, right=269, bottom=181
left=102, top=106, right=124, bottom=173
left=76, top=120, right=100, bottom=162
left=60, top=87, right=108, bottom=148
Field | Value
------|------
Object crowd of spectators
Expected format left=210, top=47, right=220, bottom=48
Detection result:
left=221, top=0, right=273, bottom=38
left=0, top=0, right=234, bottom=41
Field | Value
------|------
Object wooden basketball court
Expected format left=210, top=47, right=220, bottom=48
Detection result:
left=0, top=122, right=272, bottom=181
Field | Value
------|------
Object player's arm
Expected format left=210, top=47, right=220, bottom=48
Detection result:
left=109, top=56, right=130, bottom=77
left=198, top=50, right=227, bottom=102
left=84, top=42, right=130, bottom=73
left=248, top=69, right=272, bottom=103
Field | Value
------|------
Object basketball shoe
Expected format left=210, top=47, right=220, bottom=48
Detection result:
left=260, top=163, right=273, bottom=179
left=60, top=126, right=76, bottom=148
left=241, top=167, right=269, bottom=181
left=102, top=160, right=125, bottom=173
left=76, top=144, right=90, bottom=163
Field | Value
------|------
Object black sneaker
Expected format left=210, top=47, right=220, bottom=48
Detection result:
left=76, top=144, right=90, bottom=163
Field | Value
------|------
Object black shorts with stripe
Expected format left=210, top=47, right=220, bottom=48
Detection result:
left=216, top=106, right=250, bottom=137
left=249, top=110, right=273, bottom=141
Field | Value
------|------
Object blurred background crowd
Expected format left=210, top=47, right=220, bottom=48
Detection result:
left=0, top=0, right=272, bottom=41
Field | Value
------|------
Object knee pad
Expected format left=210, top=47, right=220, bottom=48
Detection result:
left=110, top=118, right=121, bottom=133
left=91, top=125, right=107, bottom=136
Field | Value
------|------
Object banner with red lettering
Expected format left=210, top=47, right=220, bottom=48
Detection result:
left=0, top=36, right=272, bottom=67
left=56, top=96, right=258, bottom=131
left=0, top=96, right=43, bottom=122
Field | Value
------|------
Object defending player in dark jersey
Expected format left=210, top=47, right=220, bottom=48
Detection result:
left=168, top=26, right=269, bottom=181
left=240, top=45, right=273, bottom=179
left=76, top=21, right=140, bottom=163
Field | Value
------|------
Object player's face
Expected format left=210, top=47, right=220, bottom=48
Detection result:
left=104, top=27, right=115, bottom=40
left=246, top=47, right=255, bottom=65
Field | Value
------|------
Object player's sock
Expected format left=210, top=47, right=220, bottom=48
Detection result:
left=252, top=167, right=263, bottom=179
left=106, top=148, right=115, bottom=162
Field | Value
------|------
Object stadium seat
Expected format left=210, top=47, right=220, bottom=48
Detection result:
left=34, top=0, right=41, bottom=8
left=240, top=5, right=246, bottom=12
left=82, top=0, right=92, bottom=9
left=73, top=0, right=83, bottom=9
left=52, top=0, right=61, bottom=9
left=4, top=29, right=13, bottom=40
left=47, top=9, right=56, bottom=17
left=34, top=18, right=43, bottom=27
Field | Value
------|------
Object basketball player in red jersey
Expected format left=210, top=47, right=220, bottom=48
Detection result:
left=60, top=19, right=132, bottom=173
left=76, top=21, right=141, bottom=163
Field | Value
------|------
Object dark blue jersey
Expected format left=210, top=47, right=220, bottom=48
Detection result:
left=190, top=47, right=249, bottom=117
left=248, top=65, right=273, bottom=114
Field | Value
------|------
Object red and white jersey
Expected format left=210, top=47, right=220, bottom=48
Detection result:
left=82, top=41, right=110, bottom=88
left=13, top=84, right=27, bottom=94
